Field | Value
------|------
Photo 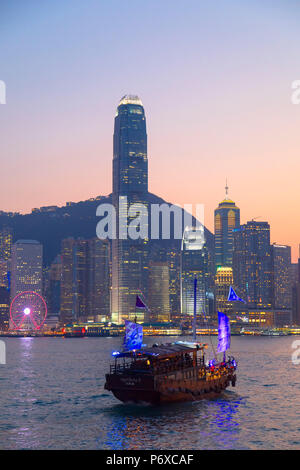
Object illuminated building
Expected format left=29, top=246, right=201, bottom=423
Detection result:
left=60, top=238, right=110, bottom=324
left=0, top=259, right=9, bottom=289
left=0, top=286, right=9, bottom=330
left=148, top=262, right=170, bottom=323
left=292, top=246, right=300, bottom=325
left=0, top=227, right=12, bottom=261
left=0, top=227, right=12, bottom=291
left=11, top=240, right=43, bottom=297
left=215, top=266, right=234, bottom=320
left=233, top=221, right=273, bottom=327
left=149, top=243, right=181, bottom=320
left=214, top=182, right=240, bottom=270
left=86, top=238, right=110, bottom=321
left=10, top=240, right=43, bottom=329
left=180, top=226, right=209, bottom=319
left=60, top=238, right=75, bottom=324
left=49, top=255, right=62, bottom=314
left=141, top=322, right=181, bottom=336
left=111, top=95, right=149, bottom=324
left=271, top=244, right=292, bottom=326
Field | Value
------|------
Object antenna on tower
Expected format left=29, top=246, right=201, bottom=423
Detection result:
left=225, top=178, right=229, bottom=199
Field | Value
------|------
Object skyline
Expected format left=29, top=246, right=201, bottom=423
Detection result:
left=1, top=0, right=300, bottom=261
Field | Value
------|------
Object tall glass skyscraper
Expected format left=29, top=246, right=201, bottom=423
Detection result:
left=148, top=261, right=170, bottom=323
left=11, top=240, right=43, bottom=298
left=233, top=221, right=273, bottom=326
left=215, top=266, right=234, bottom=319
left=214, top=184, right=240, bottom=270
left=60, top=237, right=110, bottom=324
left=272, top=244, right=292, bottom=326
left=0, top=227, right=12, bottom=261
left=112, top=95, right=149, bottom=324
left=180, top=226, right=209, bottom=317
left=10, top=240, right=43, bottom=329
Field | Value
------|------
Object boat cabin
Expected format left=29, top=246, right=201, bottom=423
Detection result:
left=110, top=342, right=207, bottom=376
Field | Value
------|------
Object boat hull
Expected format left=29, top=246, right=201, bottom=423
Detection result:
left=105, top=370, right=236, bottom=405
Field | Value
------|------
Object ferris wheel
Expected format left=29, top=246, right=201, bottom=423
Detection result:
left=10, top=291, right=47, bottom=330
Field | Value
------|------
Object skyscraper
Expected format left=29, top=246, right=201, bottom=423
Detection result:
left=11, top=240, right=43, bottom=298
left=148, top=262, right=170, bottom=323
left=180, top=226, right=209, bottom=317
left=112, top=95, right=148, bottom=324
left=233, top=221, right=273, bottom=326
left=272, top=244, right=292, bottom=326
left=0, top=227, right=12, bottom=291
left=0, top=227, right=12, bottom=261
left=48, top=254, right=62, bottom=314
left=87, top=238, right=110, bottom=321
left=292, top=246, right=300, bottom=325
left=0, top=286, right=9, bottom=330
left=149, top=242, right=181, bottom=320
left=60, top=238, right=75, bottom=324
left=60, top=238, right=110, bottom=325
left=215, top=266, right=234, bottom=320
left=214, top=183, right=240, bottom=270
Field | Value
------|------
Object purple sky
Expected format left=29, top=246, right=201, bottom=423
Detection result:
left=0, top=0, right=299, bottom=260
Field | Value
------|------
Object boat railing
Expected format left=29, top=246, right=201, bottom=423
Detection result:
left=110, top=361, right=153, bottom=375
left=110, top=356, right=206, bottom=375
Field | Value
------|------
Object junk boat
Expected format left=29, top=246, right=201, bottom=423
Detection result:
left=104, top=341, right=237, bottom=404
left=105, top=285, right=237, bottom=405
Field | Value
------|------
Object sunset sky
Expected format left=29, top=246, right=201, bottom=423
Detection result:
left=0, top=0, right=299, bottom=260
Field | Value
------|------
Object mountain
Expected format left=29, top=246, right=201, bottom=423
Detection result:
left=0, top=193, right=214, bottom=266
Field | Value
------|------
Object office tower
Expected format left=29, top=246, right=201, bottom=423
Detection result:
left=180, top=226, right=209, bottom=318
left=49, top=255, right=62, bottom=314
left=272, top=244, right=292, bottom=326
left=0, top=286, right=9, bottom=330
left=60, top=238, right=88, bottom=323
left=0, top=227, right=12, bottom=291
left=215, top=266, right=234, bottom=320
left=87, top=238, right=110, bottom=321
left=73, top=239, right=88, bottom=320
left=233, top=221, right=273, bottom=326
left=60, top=238, right=75, bottom=324
left=10, top=240, right=43, bottom=329
left=149, top=242, right=181, bottom=320
left=214, top=183, right=240, bottom=269
left=0, top=227, right=12, bottom=261
left=112, top=95, right=149, bottom=324
left=11, top=240, right=43, bottom=298
left=0, top=259, right=9, bottom=288
left=60, top=237, right=110, bottom=324
left=292, top=246, right=300, bottom=325
left=148, top=262, right=170, bottom=323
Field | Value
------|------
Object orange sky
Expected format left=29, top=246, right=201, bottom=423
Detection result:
left=0, top=1, right=299, bottom=261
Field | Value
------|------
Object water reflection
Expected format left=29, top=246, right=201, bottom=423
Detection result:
left=1, top=336, right=298, bottom=449
left=101, top=393, right=243, bottom=450
left=19, top=337, right=34, bottom=361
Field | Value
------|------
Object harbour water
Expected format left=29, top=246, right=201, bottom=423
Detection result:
left=0, top=335, right=300, bottom=450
